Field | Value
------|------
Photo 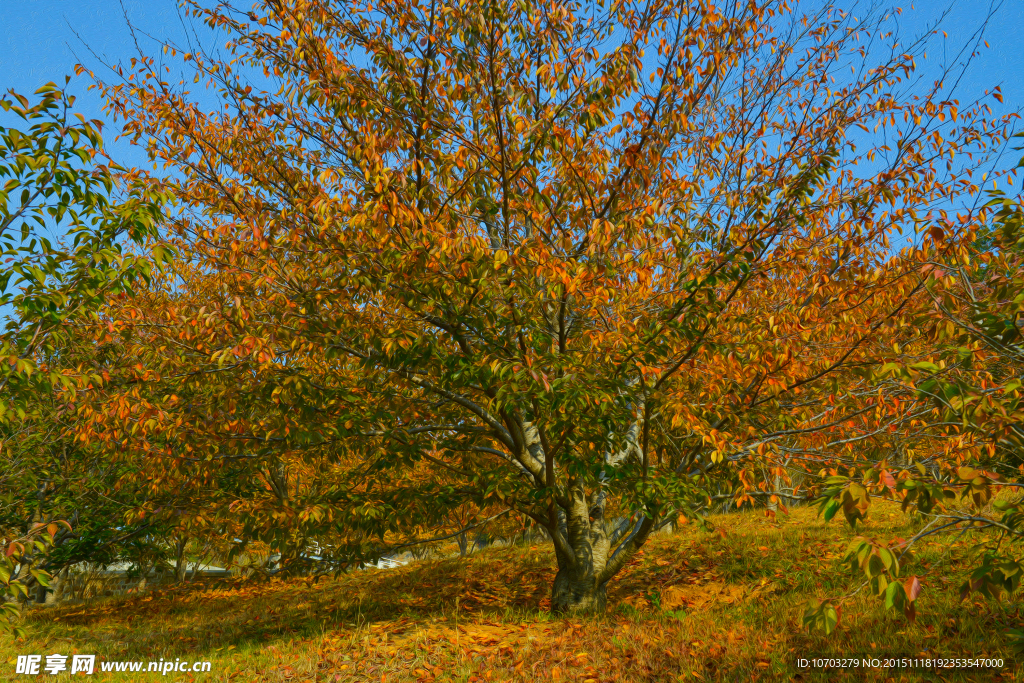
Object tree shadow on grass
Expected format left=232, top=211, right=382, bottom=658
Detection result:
left=21, top=544, right=560, bottom=660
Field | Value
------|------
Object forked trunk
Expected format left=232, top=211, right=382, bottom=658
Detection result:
left=546, top=487, right=657, bottom=615
left=551, top=553, right=608, bottom=614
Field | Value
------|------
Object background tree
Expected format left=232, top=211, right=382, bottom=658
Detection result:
left=88, top=0, right=1014, bottom=614
left=802, top=132, right=1024, bottom=632
left=826, top=176, right=1024, bottom=634
left=1, top=330, right=179, bottom=602
left=0, top=82, right=168, bottom=632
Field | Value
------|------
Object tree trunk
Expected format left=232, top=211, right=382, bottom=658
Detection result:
left=768, top=474, right=781, bottom=512
left=545, top=484, right=656, bottom=615
left=174, top=536, right=189, bottom=583
left=551, top=550, right=608, bottom=614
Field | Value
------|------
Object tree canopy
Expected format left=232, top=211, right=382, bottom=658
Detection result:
left=3, top=0, right=1023, bottom=632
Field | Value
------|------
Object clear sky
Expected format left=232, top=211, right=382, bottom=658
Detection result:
left=2, top=0, right=1023, bottom=169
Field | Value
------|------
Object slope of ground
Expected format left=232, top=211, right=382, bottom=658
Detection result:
left=2, top=502, right=1019, bottom=682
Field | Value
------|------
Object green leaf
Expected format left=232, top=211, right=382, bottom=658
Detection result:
left=822, top=499, right=840, bottom=523
left=884, top=580, right=903, bottom=610
left=29, top=568, right=51, bottom=589
left=802, top=599, right=839, bottom=635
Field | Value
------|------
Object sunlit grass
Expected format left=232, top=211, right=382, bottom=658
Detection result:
left=3, top=502, right=1019, bottom=681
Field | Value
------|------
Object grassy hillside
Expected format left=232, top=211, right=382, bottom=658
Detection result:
left=3, top=503, right=1018, bottom=682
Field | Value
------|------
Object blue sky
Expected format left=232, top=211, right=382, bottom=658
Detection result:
left=2, top=0, right=187, bottom=170
left=3, top=0, right=1023, bottom=169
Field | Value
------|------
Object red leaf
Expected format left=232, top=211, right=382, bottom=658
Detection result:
left=904, top=576, right=922, bottom=601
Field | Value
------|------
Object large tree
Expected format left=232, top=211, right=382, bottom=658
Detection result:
left=89, top=0, right=1013, bottom=613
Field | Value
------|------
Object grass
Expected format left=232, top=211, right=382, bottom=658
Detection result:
left=2, top=501, right=1020, bottom=682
